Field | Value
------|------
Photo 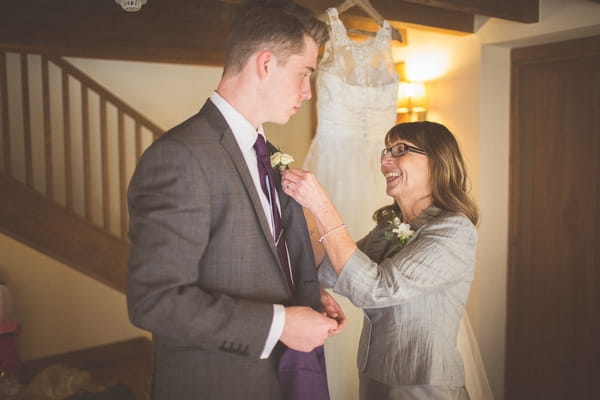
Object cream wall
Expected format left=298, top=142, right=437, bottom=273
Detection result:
left=393, top=29, right=483, bottom=323
left=0, top=233, right=145, bottom=361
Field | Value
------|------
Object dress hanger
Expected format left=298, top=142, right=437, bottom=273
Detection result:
left=327, top=0, right=403, bottom=42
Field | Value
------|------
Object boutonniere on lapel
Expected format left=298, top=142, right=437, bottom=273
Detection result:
left=384, top=212, right=415, bottom=248
left=270, top=149, right=294, bottom=171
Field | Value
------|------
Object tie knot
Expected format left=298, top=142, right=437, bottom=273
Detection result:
left=254, top=134, right=269, bottom=157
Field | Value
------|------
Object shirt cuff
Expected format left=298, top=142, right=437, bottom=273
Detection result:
left=260, top=304, right=285, bottom=359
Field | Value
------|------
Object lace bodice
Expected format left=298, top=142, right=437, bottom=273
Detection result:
left=319, top=8, right=398, bottom=88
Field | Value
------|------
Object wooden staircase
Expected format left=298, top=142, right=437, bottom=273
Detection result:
left=0, top=50, right=162, bottom=291
left=0, top=50, right=162, bottom=399
left=0, top=174, right=129, bottom=292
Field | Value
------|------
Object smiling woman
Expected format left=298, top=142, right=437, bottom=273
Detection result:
left=281, top=120, right=483, bottom=400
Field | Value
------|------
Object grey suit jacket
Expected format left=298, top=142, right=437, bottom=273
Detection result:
left=319, top=206, right=477, bottom=388
left=127, top=100, right=321, bottom=400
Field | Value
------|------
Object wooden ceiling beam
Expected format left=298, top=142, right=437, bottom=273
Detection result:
left=298, top=0, right=475, bottom=33
left=0, top=0, right=539, bottom=66
left=0, top=0, right=235, bottom=65
left=297, top=0, right=538, bottom=27
left=378, top=0, right=539, bottom=23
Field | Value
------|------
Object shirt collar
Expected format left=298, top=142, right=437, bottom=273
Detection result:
left=210, top=91, right=265, bottom=152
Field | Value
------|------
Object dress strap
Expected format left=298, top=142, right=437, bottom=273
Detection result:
left=326, top=8, right=349, bottom=42
left=320, top=8, right=345, bottom=65
left=375, top=20, right=393, bottom=42
left=326, top=7, right=339, bottom=21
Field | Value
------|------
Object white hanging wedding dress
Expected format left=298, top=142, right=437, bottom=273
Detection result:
left=304, top=11, right=398, bottom=399
left=304, top=8, right=398, bottom=241
left=306, top=8, right=494, bottom=400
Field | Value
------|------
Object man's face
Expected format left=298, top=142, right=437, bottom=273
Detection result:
left=262, top=35, right=318, bottom=125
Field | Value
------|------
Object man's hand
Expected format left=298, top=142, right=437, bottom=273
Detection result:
left=280, top=306, right=337, bottom=352
left=320, top=288, right=347, bottom=335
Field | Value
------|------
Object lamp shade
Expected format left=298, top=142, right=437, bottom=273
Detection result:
left=396, top=81, right=427, bottom=114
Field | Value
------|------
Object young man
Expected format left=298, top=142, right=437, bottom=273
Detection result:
left=126, top=1, right=345, bottom=399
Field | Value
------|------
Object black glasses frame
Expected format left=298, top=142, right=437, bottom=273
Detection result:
left=381, top=143, right=427, bottom=158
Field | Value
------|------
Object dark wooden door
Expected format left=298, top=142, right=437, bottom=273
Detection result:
left=506, top=35, right=600, bottom=399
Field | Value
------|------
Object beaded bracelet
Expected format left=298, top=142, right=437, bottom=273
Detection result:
left=318, top=224, right=347, bottom=243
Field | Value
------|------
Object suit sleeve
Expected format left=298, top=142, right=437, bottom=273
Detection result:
left=126, top=137, right=274, bottom=358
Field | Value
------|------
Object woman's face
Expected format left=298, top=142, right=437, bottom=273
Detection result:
left=380, top=139, right=431, bottom=202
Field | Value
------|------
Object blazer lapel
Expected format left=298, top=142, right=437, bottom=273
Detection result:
left=203, top=101, right=284, bottom=278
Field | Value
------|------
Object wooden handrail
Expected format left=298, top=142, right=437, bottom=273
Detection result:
left=47, top=56, right=163, bottom=134
left=0, top=49, right=163, bottom=246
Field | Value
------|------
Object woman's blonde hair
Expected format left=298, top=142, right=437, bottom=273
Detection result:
left=374, top=121, right=479, bottom=226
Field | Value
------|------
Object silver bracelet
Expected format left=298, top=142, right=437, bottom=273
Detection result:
left=318, top=224, right=347, bottom=243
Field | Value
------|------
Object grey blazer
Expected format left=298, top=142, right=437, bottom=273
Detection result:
left=127, top=100, right=321, bottom=400
left=319, top=206, right=477, bottom=388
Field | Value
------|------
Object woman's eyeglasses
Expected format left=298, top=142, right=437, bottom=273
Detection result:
left=381, top=143, right=427, bottom=159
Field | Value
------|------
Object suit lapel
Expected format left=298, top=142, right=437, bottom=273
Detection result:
left=276, top=165, right=322, bottom=308
left=273, top=166, right=291, bottom=232
left=275, top=161, right=313, bottom=291
left=203, top=101, right=285, bottom=281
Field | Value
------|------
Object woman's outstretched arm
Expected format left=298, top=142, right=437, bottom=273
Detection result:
left=282, top=168, right=356, bottom=275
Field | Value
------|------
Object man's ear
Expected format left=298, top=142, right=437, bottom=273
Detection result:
left=256, top=50, right=273, bottom=80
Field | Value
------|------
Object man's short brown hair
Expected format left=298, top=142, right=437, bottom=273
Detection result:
left=223, top=0, right=329, bottom=75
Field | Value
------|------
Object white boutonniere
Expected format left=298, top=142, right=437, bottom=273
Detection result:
left=270, top=149, right=294, bottom=171
left=384, top=213, right=415, bottom=248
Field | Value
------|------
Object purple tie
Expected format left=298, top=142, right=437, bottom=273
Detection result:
left=253, top=135, right=293, bottom=291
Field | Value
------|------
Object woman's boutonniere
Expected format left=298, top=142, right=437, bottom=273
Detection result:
left=384, top=213, right=415, bottom=248
left=270, top=149, right=294, bottom=171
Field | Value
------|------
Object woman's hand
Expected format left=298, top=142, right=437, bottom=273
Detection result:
left=281, top=168, right=331, bottom=214
left=283, top=169, right=355, bottom=275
